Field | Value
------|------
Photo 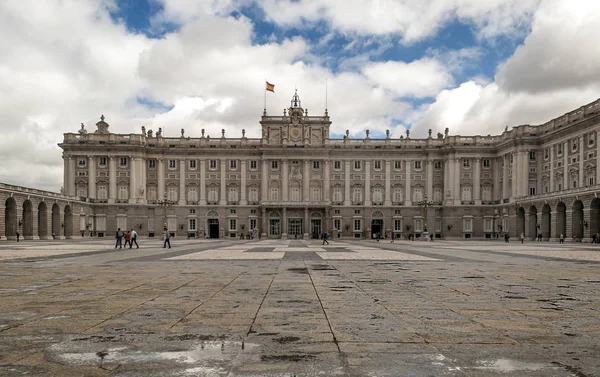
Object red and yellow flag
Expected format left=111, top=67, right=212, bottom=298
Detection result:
left=266, top=81, right=275, bottom=92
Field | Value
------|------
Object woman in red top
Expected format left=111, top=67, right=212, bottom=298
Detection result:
left=124, top=231, right=132, bottom=248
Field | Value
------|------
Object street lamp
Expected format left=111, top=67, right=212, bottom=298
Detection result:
left=417, top=195, right=434, bottom=236
left=158, top=193, right=175, bottom=240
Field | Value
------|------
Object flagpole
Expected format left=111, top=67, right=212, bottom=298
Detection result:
left=325, top=78, right=328, bottom=113
left=264, top=79, right=267, bottom=114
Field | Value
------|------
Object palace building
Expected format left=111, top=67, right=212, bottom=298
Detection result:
left=2, top=92, right=600, bottom=241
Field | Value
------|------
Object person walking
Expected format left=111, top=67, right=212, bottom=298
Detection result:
left=124, top=231, right=132, bottom=248
left=115, top=228, right=123, bottom=248
left=130, top=229, right=139, bottom=249
left=16, top=231, right=20, bottom=242
left=430, top=233, right=434, bottom=242
left=163, top=228, right=171, bottom=248
left=520, top=232, right=525, bottom=244
left=322, top=231, right=329, bottom=245
left=559, top=233, right=564, bottom=244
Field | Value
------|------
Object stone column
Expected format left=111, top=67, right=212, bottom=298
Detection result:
left=303, top=160, right=310, bottom=202
left=304, top=207, right=309, bottom=239
left=405, top=160, right=412, bottom=206
left=157, top=159, right=165, bottom=200
left=109, top=156, right=117, bottom=203
left=261, top=207, right=267, bottom=237
left=522, top=151, right=529, bottom=196
left=139, top=157, right=147, bottom=204
left=129, top=155, right=137, bottom=203
left=493, top=157, right=501, bottom=200
left=474, top=158, right=481, bottom=204
left=63, top=154, right=69, bottom=195
left=67, top=156, right=76, bottom=196
left=426, top=159, right=433, bottom=202
left=597, top=130, right=600, bottom=185
left=344, top=160, right=351, bottom=206
left=88, top=155, right=96, bottom=199
left=364, top=160, right=371, bottom=205
left=220, top=159, right=227, bottom=205
left=384, top=160, right=392, bottom=206
left=444, top=158, right=451, bottom=205
left=240, top=160, right=247, bottom=205
left=179, top=159, right=186, bottom=205
left=550, top=210, right=558, bottom=242
left=579, top=136, right=585, bottom=187
left=261, top=159, right=268, bottom=203
left=453, top=158, right=460, bottom=206
left=537, top=151, right=543, bottom=195
left=563, top=142, right=568, bottom=190
left=550, top=145, right=555, bottom=192
left=282, top=207, right=287, bottom=238
left=282, top=159, right=289, bottom=202
left=502, top=154, right=509, bottom=200
left=200, top=159, right=207, bottom=205
left=511, top=152, right=518, bottom=199
left=323, top=160, right=330, bottom=204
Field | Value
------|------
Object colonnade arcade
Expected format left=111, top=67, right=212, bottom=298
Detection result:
left=1, top=190, right=77, bottom=240
left=516, top=196, right=600, bottom=241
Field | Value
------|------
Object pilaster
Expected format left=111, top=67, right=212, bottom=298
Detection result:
left=426, top=159, right=433, bottom=203
left=364, top=160, right=371, bottom=206
left=303, top=160, right=310, bottom=202
left=324, top=160, right=331, bottom=204
left=240, top=160, right=247, bottom=205
left=563, top=141, right=568, bottom=190
left=261, top=159, right=268, bottom=203
left=282, top=159, right=289, bottom=202
left=157, top=158, right=165, bottom=200
left=550, top=145, right=555, bottom=192
left=219, top=159, right=226, bottom=206
left=550, top=211, right=558, bottom=242
left=88, top=155, right=96, bottom=199
left=473, top=157, right=481, bottom=205
left=179, top=159, right=186, bottom=205
left=405, top=160, right=412, bottom=206
left=453, top=158, right=460, bottom=206
left=282, top=207, right=287, bottom=238
left=108, top=156, right=117, bottom=203
left=384, top=160, right=392, bottom=206
left=200, top=159, right=207, bottom=205
left=579, top=136, right=585, bottom=188
left=129, top=155, right=137, bottom=204
left=344, top=161, right=351, bottom=206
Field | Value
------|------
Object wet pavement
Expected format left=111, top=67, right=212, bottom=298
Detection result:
left=0, top=238, right=598, bottom=376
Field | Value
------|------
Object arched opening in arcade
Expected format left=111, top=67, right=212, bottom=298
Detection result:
left=206, top=210, right=220, bottom=239
left=22, top=200, right=33, bottom=239
left=528, top=206, right=538, bottom=240
left=4, top=197, right=17, bottom=240
left=516, top=207, right=525, bottom=237
left=38, top=202, right=48, bottom=239
left=556, top=202, right=567, bottom=239
left=52, top=203, right=61, bottom=239
left=572, top=200, right=584, bottom=241
left=591, top=198, right=600, bottom=240
left=542, top=204, right=551, bottom=240
left=64, top=205, right=73, bottom=239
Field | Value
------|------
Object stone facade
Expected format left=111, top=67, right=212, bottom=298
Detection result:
left=3, top=93, right=600, bottom=241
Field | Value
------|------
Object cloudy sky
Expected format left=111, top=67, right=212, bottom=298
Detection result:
left=1, top=0, right=599, bottom=192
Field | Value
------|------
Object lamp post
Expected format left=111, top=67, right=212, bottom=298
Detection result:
left=417, top=195, right=434, bottom=239
left=158, top=193, right=175, bottom=240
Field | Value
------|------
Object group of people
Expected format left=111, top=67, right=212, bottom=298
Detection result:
left=114, top=228, right=139, bottom=249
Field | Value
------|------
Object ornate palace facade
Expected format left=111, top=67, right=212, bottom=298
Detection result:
left=2, top=92, right=600, bottom=241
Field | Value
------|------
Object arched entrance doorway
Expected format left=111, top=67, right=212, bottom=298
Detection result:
left=591, top=198, right=600, bottom=240
left=5, top=197, right=17, bottom=240
left=38, top=202, right=48, bottom=239
left=22, top=200, right=33, bottom=240
left=206, top=210, right=220, bottom=239
left=268, top=211, right=281, bottom=239
left=572, top=200, right=584, bottom=241
left=310, top=211, right=322, bottom=239
left=556, top=202, right=567, bottom=239
left=528, top=206, right=538, bottom=240
left=64, top=205, right=73, bottom=239
left=542, top=204, right=551, bottom=240
left=516, top=207, right=525, bottom=237
left=52, top=203, right=60, bottom=239
left=371, top=211, right=384, bottom=239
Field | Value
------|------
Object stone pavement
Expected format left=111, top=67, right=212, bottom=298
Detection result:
left=0, top=238, right=599, bottom=376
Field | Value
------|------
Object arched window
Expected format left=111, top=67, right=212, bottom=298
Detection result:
left=461, top=186, right=472, bottom=201
left=167, top=186, right=178, bottom=202
left=352, top=186, right=363, bottom=203
left=228, top=186, right=239, bottom=202
left=393, top=186, right=403, bottom=203
left=248, top=186, right=259, bottom=202
left=412, top=187, right=423, bottom=202
left=118, top=184, right=129, bottom=200
left=333, top=186, right=342, bottom=202
left=372, top=186, right=383, bottom=203
left=433, top=187, right=442, bottom=202
left=97, top=185, right=108, bottom=200
left=481, top=185, right=492, bottom=201
left=208, top=186, right=218, bottom=202
left=188, top=186, right=198, bottom=202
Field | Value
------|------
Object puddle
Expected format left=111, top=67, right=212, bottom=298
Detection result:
left=50, top=341, right=258, bottom=366
left=475, top=359, right=556, bottom=372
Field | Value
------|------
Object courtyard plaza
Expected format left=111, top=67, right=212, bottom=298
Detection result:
left=0, top=238, right=598, bottom=376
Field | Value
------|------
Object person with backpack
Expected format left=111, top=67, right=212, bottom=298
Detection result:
left=130, top=229, right=139, bottom=249
left=115, top=228, right=123, bottom=248
left=163, top=228, right=171, bottom=248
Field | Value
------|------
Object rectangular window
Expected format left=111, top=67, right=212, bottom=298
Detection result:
left=557, top=144, right=563, bottom=155
left=250, top=219, right=257, bottom=230
left=414, top=161, right=421, bottom=170
left=148, top=159, right=156, bottom=169
left=354, top=160, right=361, bottom=170
left=119, top=157, right=127, bottom=167
left=189, top=219, right=196, bottom=231
left=99, top=157, right=107, bottom=167
left=394, top=161, right=402, bottom=170
left=483, top=159, right=490, bottom=168
left=250, top=160, right=257, bottom=170
left=334, top=219, right=341, bottom=231
left=463, top=218, right=473, bottom=232
left=78, top=158, right=86, bottom=167
left=189, top=160, right=197, bottom=169
left=434, top=161, right=442, bottom=169
left=229, top=219, right=237, bottom=231
left=313, top=161, right=320, bottom=169
left=210, top=160, right=217, bottom=169
left=271, top=161, right=279, bottom=169
left=414, top=218, right=423, bottom=232
left=529, top=187, right=536, bottom=196
left=590, top=177, right=595, bottom=186
left=435, top=219, right=442, bottom=233
left=394, top=219, right=402, bottom=232
left=334, top=161, right=341, bottom=170
left=353, top=219, right=361, bottom=232
left=544, top=149, right=549, bottom=159
left=463, top=159, right=470, bottom=167
left=589, top=133, right=595, bottom=146
left=230, top=160, right=237, bottom=169
left=572, top=140, right=578, bottom=152
left=529, top=151, right=536, bottom=161
left=374, top=160, right=382, bottom=170
left=230, top=209, right=236, bottom=214
left=334, top=209, right=340, bottom=214
left=168, top=160, right=176, bottom=169
left=354, top=209, right=361, bottom=215
left=311, top=188, right=321, bottom=202
left=269, top=188, right=279, bottom=201
left=484, top=219, right=493, bottom=232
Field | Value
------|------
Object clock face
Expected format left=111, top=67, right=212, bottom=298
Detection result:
left=290, top=127, right=301, bottom=139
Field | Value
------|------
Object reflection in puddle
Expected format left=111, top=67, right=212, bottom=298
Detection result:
left=475, top=359, right=553, bottom=372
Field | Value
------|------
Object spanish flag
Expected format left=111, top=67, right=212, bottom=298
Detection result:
left=266, top=81, right=275, bottom=92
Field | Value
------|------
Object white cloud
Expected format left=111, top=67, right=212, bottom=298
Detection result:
left=258, top=0, right=540, bottom=43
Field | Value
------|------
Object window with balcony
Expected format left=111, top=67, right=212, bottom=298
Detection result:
left=208, top=187, right=218, bottom=202
left=188, top=187, right=198, bottom=202
left=311, top=188, right=321, bottom=202
left=393, top=187, right=403, bottom=203
left=167, top=186, right=177, bottom=201
left=291, top=187, right=301, bottom=202
left=372, top=187, right=383, bottom=203
left=412, top=187, right=423, bottom=202
left=270, top=188, right=279, bottom=201
left=248, top=187, right=259, bottom=202
left=352, top=187, right=363, bottom=203
left=333, top=187, right=342, bottom=202
left=78, top=158, right=86, bottom=168
left=228, top=187, right=239, bottom=202
left=461, top=186, right=472, bottom=202
left=147, top=186, right=156, bottom=201
left=118, top=184, right=128, bottom=200
left=97, top=185, right=108, bottom=200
